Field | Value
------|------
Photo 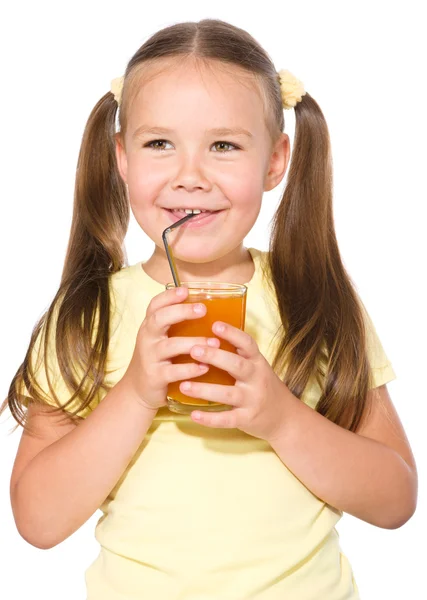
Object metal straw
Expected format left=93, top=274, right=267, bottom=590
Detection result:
left=162, top=212, right=199, bottom=287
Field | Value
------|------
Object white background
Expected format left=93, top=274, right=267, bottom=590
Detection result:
left=1, top=1, right=425, bottom=598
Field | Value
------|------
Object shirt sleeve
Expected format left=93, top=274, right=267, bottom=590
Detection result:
left=360, top=302, right=397, bottom=389
left=18, top=311, right=101, bottom=419
left=301, top=301, right=397, bottom=410
left=18, top=280, right=127, bottom=419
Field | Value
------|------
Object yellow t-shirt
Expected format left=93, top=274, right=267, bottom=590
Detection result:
left=21, top=247, right=396, bottom=599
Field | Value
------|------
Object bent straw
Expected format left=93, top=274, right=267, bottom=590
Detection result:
left=162, top=212, right=198, bottom=287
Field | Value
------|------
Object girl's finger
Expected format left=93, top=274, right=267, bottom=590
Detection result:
left=157, top=336, right=220, bottom=361
left=179, top=381, right=240, bottom=406
left=189, top=345, right=248, bottom=381
left=191, top=406, right=240, bottom=429
left=212, top=322, right=258, bottom=359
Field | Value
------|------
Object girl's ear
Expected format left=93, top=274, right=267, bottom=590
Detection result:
left=114, top=132, right=128, bottom=184
left=264, top=133, right=290, bottom=192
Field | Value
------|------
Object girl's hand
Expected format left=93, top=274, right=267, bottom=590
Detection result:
left=122, top=286, right=219, bottom=411
left=181, top=321, right=289, bottom=442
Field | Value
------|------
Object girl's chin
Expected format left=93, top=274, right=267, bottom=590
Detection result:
left=166, top=247, right=221, bottom=262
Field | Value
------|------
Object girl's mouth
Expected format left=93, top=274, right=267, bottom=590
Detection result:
left=164, top=209, right=225, bottom=228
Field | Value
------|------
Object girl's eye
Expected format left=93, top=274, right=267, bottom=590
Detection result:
left=145, top=139, right=172, bottom=151
left=212, top=141, right=238, bottom=153
left=144, top=139, right=239, bottom=153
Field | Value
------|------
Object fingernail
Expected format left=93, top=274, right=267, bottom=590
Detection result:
left=193, top=303, right=205, bottom=314
left=176, top=287, right=186, bottom=296
left=207, top=338, right=219, bottom=347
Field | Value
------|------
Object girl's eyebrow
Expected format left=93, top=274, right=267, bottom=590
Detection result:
left=132, top=125, right=253, bottom=140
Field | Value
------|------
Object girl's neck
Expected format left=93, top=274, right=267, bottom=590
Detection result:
left=141, top=244, right=255, bottom=286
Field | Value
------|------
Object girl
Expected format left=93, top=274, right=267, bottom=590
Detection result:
left=2, top=18, right=417, bottom=600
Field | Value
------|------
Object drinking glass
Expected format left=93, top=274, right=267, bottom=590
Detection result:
left=165, top=281, right=247, bottom=415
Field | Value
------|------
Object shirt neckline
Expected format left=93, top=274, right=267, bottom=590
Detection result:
left=135, top=246, right=262, bottom=290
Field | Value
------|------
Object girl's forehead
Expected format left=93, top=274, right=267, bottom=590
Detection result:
left=137, top=57, right=259, bottom=91
left=127, top=62, right=265, bottom=128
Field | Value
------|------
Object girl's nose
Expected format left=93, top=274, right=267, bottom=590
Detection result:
left=171, top=157, right=212, bottom=192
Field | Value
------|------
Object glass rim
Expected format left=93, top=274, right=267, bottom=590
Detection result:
left=165, top=281, right=247, bottom=292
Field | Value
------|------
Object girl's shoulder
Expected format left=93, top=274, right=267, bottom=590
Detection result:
left=109, top=261, right=139, bottom=287
left=108, top=261, right=144, bottom=316
left=249, top=247, right=277, bottom=302
left=107, top=260, right=162, bottom=328
left=108, top=260, right=148, bottom=299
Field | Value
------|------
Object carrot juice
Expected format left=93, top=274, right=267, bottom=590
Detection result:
left=165, top=282, right=247, bottom=414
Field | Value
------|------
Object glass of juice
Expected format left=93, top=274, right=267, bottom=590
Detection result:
left=164, top=282, right=247, bottom=415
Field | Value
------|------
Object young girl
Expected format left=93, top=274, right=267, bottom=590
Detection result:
left=2, top=18, right=417, bottom=600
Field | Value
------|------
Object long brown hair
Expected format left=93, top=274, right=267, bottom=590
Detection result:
left=2, top=18, right=378, bottom=434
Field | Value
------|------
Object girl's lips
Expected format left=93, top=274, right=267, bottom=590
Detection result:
left=163, top=209, right=225, bottom=228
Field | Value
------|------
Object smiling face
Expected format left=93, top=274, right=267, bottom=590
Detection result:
left=115, top=57, right=289, bottom=281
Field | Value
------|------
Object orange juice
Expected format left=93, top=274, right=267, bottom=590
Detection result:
left=165, top=283, right=247, bottom=414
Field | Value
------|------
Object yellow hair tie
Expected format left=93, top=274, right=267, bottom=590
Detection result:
left=110, top=76, right=124, bottom=105
left=110, top=70, right=305, bottom=110
left=277, top=69, right=306, bottom=109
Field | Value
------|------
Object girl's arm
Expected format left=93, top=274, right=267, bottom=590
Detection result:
left=269, top=384, right=418, bottom=529
left=10, top=378, right=157, bottom=549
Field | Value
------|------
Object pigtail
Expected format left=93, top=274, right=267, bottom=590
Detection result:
left=267, top=93, right=372, bottom=432
left=1, top=91, right=129, bottom=433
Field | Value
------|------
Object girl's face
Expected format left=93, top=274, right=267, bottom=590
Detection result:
left=115, top=59, right=289, bottom=265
